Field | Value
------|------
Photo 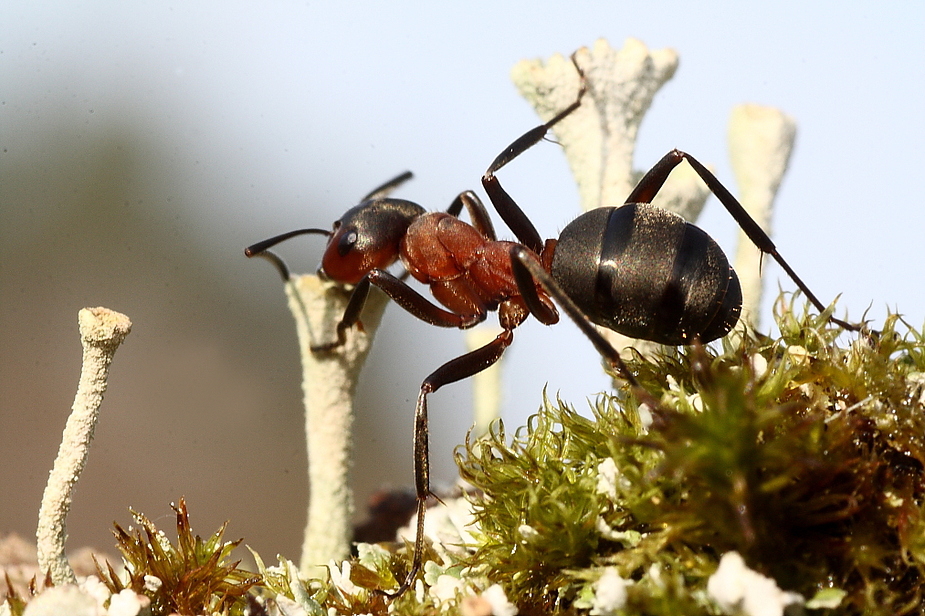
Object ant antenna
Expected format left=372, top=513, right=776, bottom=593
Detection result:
left=244, top=228, right=332, bottom=282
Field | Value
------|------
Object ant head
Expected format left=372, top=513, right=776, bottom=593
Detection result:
left=320, top=198, right=425, bottom=285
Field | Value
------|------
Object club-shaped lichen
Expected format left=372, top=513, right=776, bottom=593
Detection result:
left=36, top=307, right=131, bottom=586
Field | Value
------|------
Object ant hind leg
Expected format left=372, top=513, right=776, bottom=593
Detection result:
left=628, top=150, right=860, bottom=333
left=385, top=330, right=514, bottom=597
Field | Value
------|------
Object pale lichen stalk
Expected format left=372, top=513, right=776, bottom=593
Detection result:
left=511, top=38, right=795, bottom=357
left=285, top=275, right=387, bottom=576
left=728, top=104, right=797, bottom=329
left=465, top=326, right=504, bottom=437
left=511, top=38, right=710, bottom=218
left=36, top=307, right=132, bottom=585
left=511, top=39, right=711, bottom=360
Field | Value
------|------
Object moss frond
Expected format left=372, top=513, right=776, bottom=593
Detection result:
left=95, top=498, right=261, bottom=616
left=2, top=572, right=29, bottom=616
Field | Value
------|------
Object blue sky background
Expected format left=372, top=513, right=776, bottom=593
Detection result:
left=3, top=1, right=923, bottom=557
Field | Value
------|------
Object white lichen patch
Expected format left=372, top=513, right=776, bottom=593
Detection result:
left=590, top=568, right=631, bottom=616
left=707, top=552, right=803, bottom=616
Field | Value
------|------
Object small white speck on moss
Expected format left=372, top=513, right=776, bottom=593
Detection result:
left=596, top=457, right=620, bottom=499
left=481, top=584, right=517, bottom=616
left=327, top=560, right=361, bottom=597
left=590, top=567, right=630, bottom=615
left=106, top=588, right=150, bottom=616
left=142, top=574, right=162, bottom=592
left=707, top=552, right=803, bottom=616
left=430, top=573, right=465, bottom=605
left=517, top=524, right=540, bottom=542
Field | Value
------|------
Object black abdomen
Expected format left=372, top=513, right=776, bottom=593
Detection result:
left=551, top=204, right=741, bottom=344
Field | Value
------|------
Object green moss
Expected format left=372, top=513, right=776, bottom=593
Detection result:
left=95, top=498, right=261, bottom=616
left=86, top=297, right=925, bottom=615
left=336, top=296, right=925, bottom=614
left=366, top=297, right=925, bottom=615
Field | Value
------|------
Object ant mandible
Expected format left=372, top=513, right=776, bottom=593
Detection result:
left=245, top=56, right=858, bottom=597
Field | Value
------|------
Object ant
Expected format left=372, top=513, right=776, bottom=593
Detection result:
left=245, top=57, right=858, bottom=596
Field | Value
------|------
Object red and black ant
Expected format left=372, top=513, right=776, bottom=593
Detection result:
left=245, top=58, right=858, bottom=596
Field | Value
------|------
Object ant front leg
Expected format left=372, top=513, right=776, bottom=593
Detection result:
left=313, top=269, right=484, bottom=352
left=629, top=150, right=860, bottom=333
left=385, top=329, right=515, bottom=598
left=482, top=56, right=587, bottom=253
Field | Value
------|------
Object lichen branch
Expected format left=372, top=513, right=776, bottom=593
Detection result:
left=36, top=307, right=131, bottom=585
left=728, top=104, right=797, bottom=329
left=284, top=275, right=387, bottom=576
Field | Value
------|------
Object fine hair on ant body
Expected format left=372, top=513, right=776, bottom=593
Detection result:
left=245, top=56, right=858, bottom=597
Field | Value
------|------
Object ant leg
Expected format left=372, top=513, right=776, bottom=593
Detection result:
left=314, top=269, right=484, bottom=352
left=447, top=191, right=497, bottom=240
left=481, top=56, right=587, bottom=253
left=628, top=149, right=859, bottom=332
left=368, top=269, right=485, bottom=328
left=360, top=171, right=414, bottom=202
left=509, top=246, right=661, bottom=410
left=310, top=275, right=373, bottom=352
left=623, top=149, right=685, bottom=205
left=385, top=330, right=515, bottom=598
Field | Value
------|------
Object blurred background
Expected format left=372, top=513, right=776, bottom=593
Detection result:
left=2, top=2, right=923, bottom=563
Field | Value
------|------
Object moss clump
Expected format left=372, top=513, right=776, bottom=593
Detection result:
left=95, top=498, right=261, bottom=616
left=451, top=299, right=925, bottom=615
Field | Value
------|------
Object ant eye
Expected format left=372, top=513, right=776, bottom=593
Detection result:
left=337, top=229, right=359, bottom=256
